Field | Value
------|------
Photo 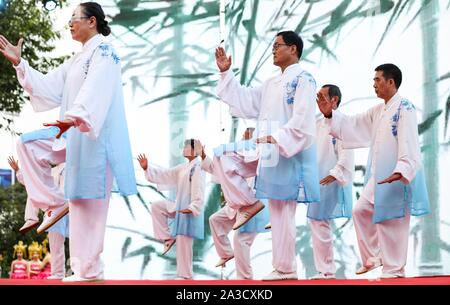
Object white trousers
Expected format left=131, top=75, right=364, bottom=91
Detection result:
left=214, top=155, right=298, bottom=274
left=17, top=138, right=113, bottom=279
left=151, top=200, right=194, bottom=279
left=353, top=193, right=410, bottom=276
left=24, top=198, right=40, bottom=221
left=214, top=155, right=258, bottom=209
left=69, top=168, right=112, bottom=279
left=309, top=220, right=335, bottom=275
left=48, top=231, right=66, bottom=278
left=209, top=206, right=257, bottom=279
left=16, top=139, right=66, bottom=210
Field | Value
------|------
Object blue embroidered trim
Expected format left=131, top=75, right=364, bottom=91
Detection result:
left=99, top=43, right=121, bottom=64
left=285, top=71, right=316, bottom=105
left=286, top=76, right=299, bottom=105
left=189, top=164, right=198, bottom=182
left=391, top=99, right=415, bottom=137
left=82, top=59, right=90, bottom=76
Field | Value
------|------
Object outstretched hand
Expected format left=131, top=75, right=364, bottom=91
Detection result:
left=378, top=173, right=403, bottom=184
left=0, top=35, right=23, bottom=66
left=43, top=119, right=74, bottom=139
left=200, top=145, right=207, bottom=160
left=256, top=135, right=277, bottom=144
left=320, top=175, right=336, bottom=185
left=7, top=156, right=19, bottom=172
left=215, top=47, right=232, bottom=72
left=179, top=209, right=193, bottom=214
left=317, top=91, right=333, bottom=118
left=137, top=154, right=148, bottom=171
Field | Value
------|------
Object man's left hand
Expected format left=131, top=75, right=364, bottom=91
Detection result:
left=256, top=135, right=277, bottom=144
left=378, top=172, right=403, bottom=184
left=179, top=209, right=193, bottom=214
left=320, top=175, right=337, bottom=185
left=43, top=119, right=75, bottom=139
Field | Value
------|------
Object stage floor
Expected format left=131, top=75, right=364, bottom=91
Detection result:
left=1, top=275, right=450, bottom=285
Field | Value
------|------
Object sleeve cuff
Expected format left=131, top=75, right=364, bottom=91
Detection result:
left=329, top=167, right=345, bottom=185
left=393, top=163, right=415, bottom=184
left=187, top=204, right=200, bottom=217
left=200, top=157, right=213, bottom=173
left=328, top=110, right=343, bottom=139
left=65, top=105, right=96, bottom=139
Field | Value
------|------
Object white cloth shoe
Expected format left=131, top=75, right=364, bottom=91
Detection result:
left=309, top=273, right=336, bottom=280
left=174, top=277, right=192, bottom=280
left=162, top=239, right=176, bottom=255
left=262, top=270, right=298, bottom=281
left=46, top=275, right=64, bottom=280
left=355, top=262, right=382, bottom=275
left=233, top=201, right=265, bottom=230
left=379, top=273, right=404, bottom=279
left=37, top=202, right=69, bottom=234
left=62, top=273, right=104, bottom=282
left=215, top=256, right=234, bottom=267
left=19, top=219, right=39, bottom=234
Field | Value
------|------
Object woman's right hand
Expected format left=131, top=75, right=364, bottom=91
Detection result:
left=0, top=35, right=23, bottom=66
left=7, top=156, right=19, bottom=172
left=137, top=154, right=148, bottom=171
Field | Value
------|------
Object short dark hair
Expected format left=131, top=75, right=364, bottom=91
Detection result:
left=80, top=2, right=111, bottom=36
left=184, top=139, right=201, bottom=156
left=322, top=84, right=342, bottom=107
left=184, top=139, right=196, bottom=150
left=245, top=127, right=255, bottom=134
left=375, top=63, right=402, bottom=89
left=276, top=31, right=303, bottom=59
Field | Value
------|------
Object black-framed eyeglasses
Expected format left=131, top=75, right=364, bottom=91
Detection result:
left=272, top=43, right=291, bottom=51
left=68, top=16, right=90, bottom=26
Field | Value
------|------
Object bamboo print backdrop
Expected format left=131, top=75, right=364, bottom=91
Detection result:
left=95, top=0, right=450, bottom=279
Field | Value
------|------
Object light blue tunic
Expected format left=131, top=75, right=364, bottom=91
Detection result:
left=169, top=162, right=205, bottom=240
left=366, top=99, right=430, bottom=223
left=213, top=140, right=320, bottom=203
left=216, top=64, right=320, bottom=206
left=15, top=35, right=137, bottom=200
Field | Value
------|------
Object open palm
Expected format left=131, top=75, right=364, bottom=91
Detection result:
left=215, top=47, right=231, bottom=72
left=0, top=35, right=23, bottom=66
left=137, top=154, right=148, bottom=171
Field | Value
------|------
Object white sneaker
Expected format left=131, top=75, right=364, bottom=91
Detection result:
left=19, top=219, right=39, bottom=234
left=215, top=256, right=234, bottom=268
left=46, top=275, right=64, bottom=280
left=233, top=201, right=265, bottom=230
left=262, top=270, right=298, bottom=281
left=309, top=273, right=336, bottom=280
left=379, top=273, right=404, bottom=279
left=355, top=262, right=382, bottom=275
left=174, top=277, right=192, bottom=280
left=36, top=203, right=69, bottom=234
left=62, top=273, right=104, bottom=282
left=264, top=223, right=271, bottom=230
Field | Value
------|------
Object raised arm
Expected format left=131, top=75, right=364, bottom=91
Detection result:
left=215, top=47, right=262, bottom=119
left=317, top=92, right=377, bottom=149
left=138, top=153, right=181, bottom=186
left=0, top=36, right=70, bottom=111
